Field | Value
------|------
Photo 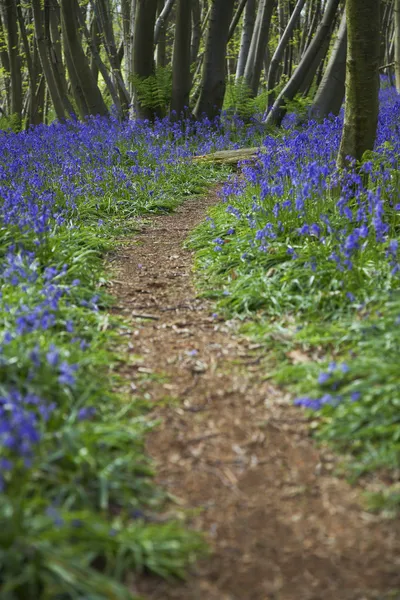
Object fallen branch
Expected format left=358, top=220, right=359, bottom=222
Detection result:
left=193, top=146, right=264, bottom=166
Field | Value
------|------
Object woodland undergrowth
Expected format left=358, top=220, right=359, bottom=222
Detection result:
left=190, top=85, right=400, bottom=516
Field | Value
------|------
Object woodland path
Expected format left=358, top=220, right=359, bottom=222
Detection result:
left=110, top=190, right=400, bottom=600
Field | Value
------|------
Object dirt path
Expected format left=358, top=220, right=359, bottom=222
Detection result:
left=110, top=191, right=400, bottom=600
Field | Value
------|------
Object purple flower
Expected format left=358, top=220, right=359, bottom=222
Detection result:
left=58, top=361, right=78, bottom=386
left=77, top=406, right=96, bottom=421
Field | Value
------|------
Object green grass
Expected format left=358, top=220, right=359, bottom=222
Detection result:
left=189, top=168, right=400, bottom=513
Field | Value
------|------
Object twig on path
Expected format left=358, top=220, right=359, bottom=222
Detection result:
left=131, top=312, right=160, bottom=320
left=185, top=432, right=222, bottom=445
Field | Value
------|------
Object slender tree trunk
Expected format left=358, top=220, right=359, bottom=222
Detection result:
left=129, top=0, right=136, bottom=98
left=0, top=10, right=10, bottom=114
left=228, top=0, right=249, bottom=41
left=48, top=0, right=74, bottom=116
left=60, top=0, right=108, bottom=117
left=154, top=0, right=175, bottom=44
left=311, top=11, right=346, bottom=119
left=156, top=0, right=167, bottom=68
left=194, top=0, right=235, bottom=119
left=337, top=0, right=380, bottom=167
left=395, top=0, right=400, bottom=92
left=76, top=5, right=122, bottom=116
left=267, top=0, right=306, bottom=107
left=133, top=0, right=158, bottom=119
left=191, top=0, right=201, bottom=65
left=171, top=0, right=192, bottom=117
left=90, top=14, right=100, bottom=83
left=236, top=0, right=256, bottom=81
left=121, top=0, right=131, bottom=87
left=243, top=0, right=276, bottom=96
left=4, top=0, right=22, bottom=126
left=93, top=0, right=130, bottom=115
left=264, top=0, right=340, bottom=127
left=32, top=0, right=67, bottom=120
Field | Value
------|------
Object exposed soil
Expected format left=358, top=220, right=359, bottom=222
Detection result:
left=109, top=190, right=400, bottom=600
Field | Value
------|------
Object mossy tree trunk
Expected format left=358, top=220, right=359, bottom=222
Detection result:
left=337, top=0, right=380, bottom=168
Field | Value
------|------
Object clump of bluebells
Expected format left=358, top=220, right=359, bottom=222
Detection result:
left=191, top=84, right=400, bottom=484
left=0, top=113, right=259, bottom=597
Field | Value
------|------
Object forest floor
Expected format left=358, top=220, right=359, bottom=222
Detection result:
left=109, top=190, right=400, bottom=600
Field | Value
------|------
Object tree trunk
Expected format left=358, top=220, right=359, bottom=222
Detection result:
left=60, top=0, right=108, bottom=117
left=4, top=0, right=22, bottom=126
left=171, top=0, right=192, bottom=117
left=154, top=0, right=175, bottom=44
left=395, top=0, right=400, bottom=92
left=48, top=0, right=74, bottom=116
left=337, top=0, right=380, bottom=168
left=264, top=0, right=340, bottom=127
left=76, top=5, right=122, bottom=116
left=191, top=0, right=201, bottom=65
left=32, top=0, right=67, bottom=120
left=156, top=0, right=167, bottom=68
left=93, top=0, right=130, bottom=115
left=243, top=0, right=276, bottom=96
left=236, top=0, right=256, bottom=81
left=121, top=0, right=131, bottom=88
left=194, top=0, right=235, bottom=119
left=133, top=0, right=158, bottom=119
left=267, top=0, right=306, bottom=108
left=228, top=0, right=249, bottom=41
left=311, top=11, right=347, bottom=119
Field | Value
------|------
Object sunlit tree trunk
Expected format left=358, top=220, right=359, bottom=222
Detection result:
left=156, top=0, right=167, bottom=68
left=243, top=0, right=276, bottom=96
left=236, top=0, right=256, bottom=81
left=337, top=0, right=380, bottom=167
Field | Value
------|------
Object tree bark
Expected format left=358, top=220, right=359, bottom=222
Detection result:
left=32, top=0, right=67, bottom=120
left=337, top=0, right=380, bottom=167
left=156, top=0, right=167, bottom=68
left=92, top=0, right=130, bottom=115
left=133, top=0, right=158, bottom=119
left=171, top=0, right=192, bottom=117
left=60, top=0, right=108, bottom=117
left=228, top=0, right=249, bottom=41
left=311, top=10, right=347, bottom=119
left=194, top=0, right=235, bottom=119
left=395, top=0, right=400, bottom=92
left=4, top=0, right=22, bottom=126
left=154, top=0, right=175, bottom=44
left=236, top=0, right=256, bottom=81
left=267, top=0, right=306, bottom=108
left=264, top=0, right=340, bottom=127
left=191, top=0, right=201, bottom=65
left=243, top=0, right=276, bottom=96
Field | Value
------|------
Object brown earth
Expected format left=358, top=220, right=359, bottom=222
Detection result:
left=109, top=190, right=400, bottom=600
